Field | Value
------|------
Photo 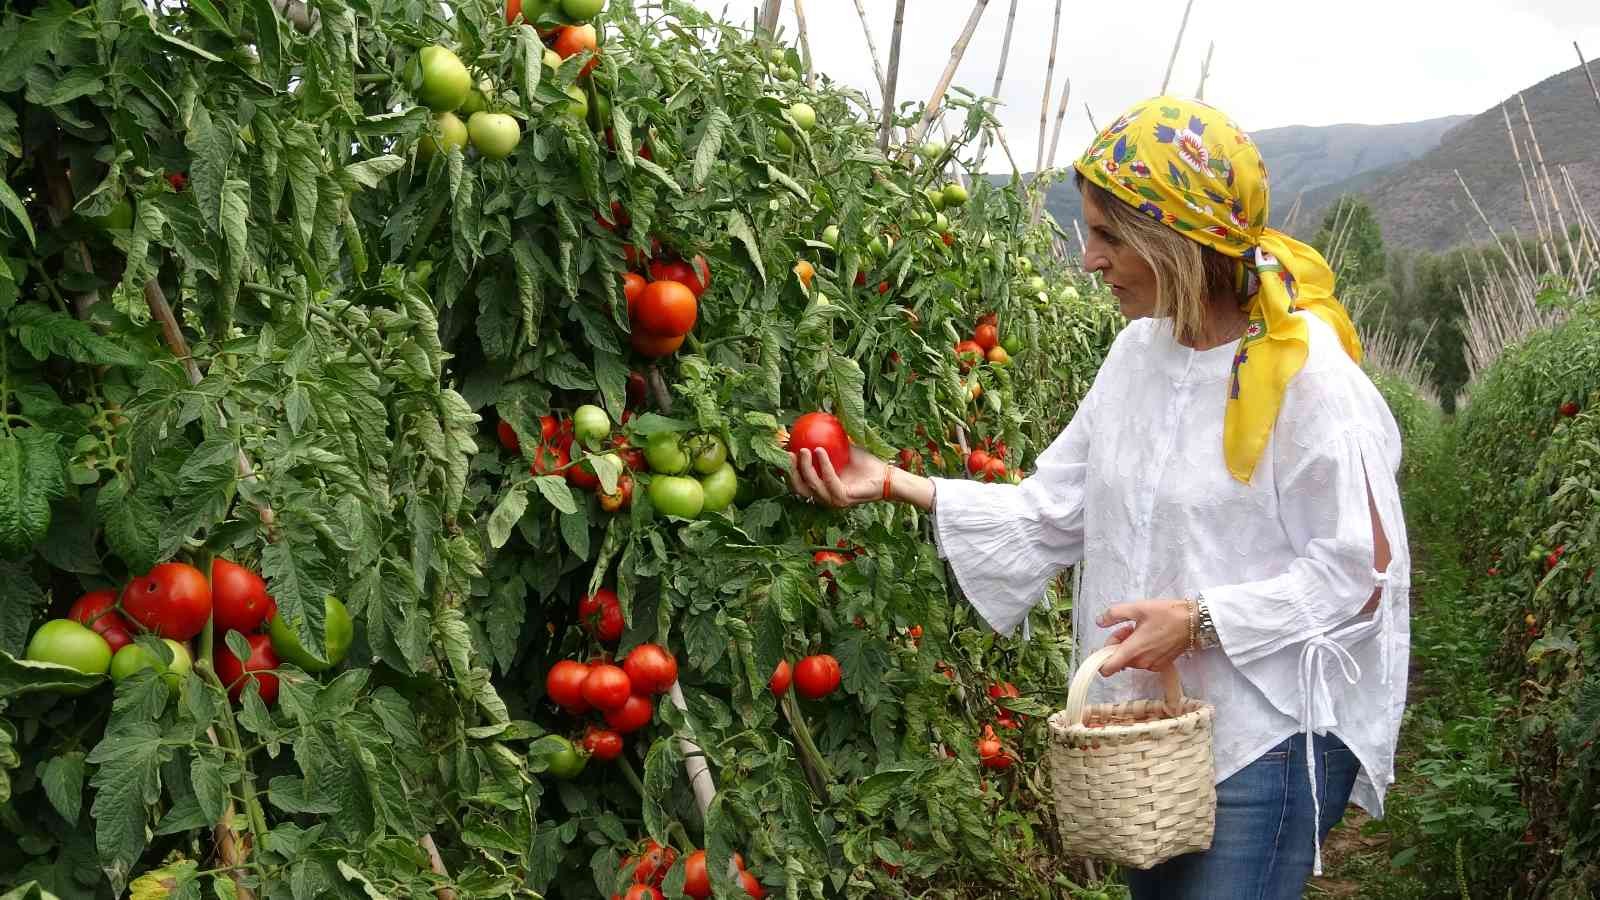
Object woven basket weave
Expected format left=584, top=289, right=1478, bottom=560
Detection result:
left=1046, top=645, right=1216, bottom=869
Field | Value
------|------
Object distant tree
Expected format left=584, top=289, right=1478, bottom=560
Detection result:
left=1313, top=196, right=1388, bottom=287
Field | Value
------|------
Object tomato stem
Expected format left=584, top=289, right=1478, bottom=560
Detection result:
left=780, top=689, right=833, bottom=797
left=617, top=755, right=648, bottom=799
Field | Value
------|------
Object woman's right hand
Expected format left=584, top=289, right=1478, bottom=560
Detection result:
left=788, top=446, right=890, bottom=509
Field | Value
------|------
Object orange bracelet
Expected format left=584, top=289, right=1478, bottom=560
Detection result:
left=882, top=465, right=895, bottom=501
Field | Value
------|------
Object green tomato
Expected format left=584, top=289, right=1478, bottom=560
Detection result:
left=942, top=183, right=969, bottom=206
left=412, top=46, right=471, bottom=112
left=689, top=434, right=728, bottom=475
left=110, top=639, right=192, bottom=685
left=934, top=212, right=950, bottom=233
left=1060, top=285, right=1080, bottom=301
left=917, top=140, right=945, bottom=162
left=788, top=102, right=816, bottom=130
left=572, top=404, right=611, bottom=449
left=644, top=433, right=689, bottom=474
left=924, top=187, right=946, bottom=211
left=593, top=90, right=611, bottom=124
left=543, top=48, right=564, bottom=71
left=268, top=596, right=353, bottom=673
left=778, top=65, right=798, bottom=81
left=767, top=48, right=786, bottom=65
left=774, top=130, right=794, bottom=154
left=546, top=736, right=588, bottom=779
left=418, top=112, right=469, bottom=162
left=699, top=463, right=738, bottom=513
left=459, top=77, right=493, bottom=116
left=814, top=294, right=831, bottom=307
left=1015, top=256, right=1034, bottom=274
left=410, top=260, right=435, bottom=290
left=26, top=620, right=112, bottom=679
left=1002, top=335, right=1023, bottom=355
left=563, top=84, right=589, bottom=121
left=821, top=225, right=840, bottom=248
left=648, top=475, right=705, bottom=518
left=468, top=112, right=521, bottom=160
left=560, top=0, right=605, bottom=20
left=90, top=199, right=134, bottom=232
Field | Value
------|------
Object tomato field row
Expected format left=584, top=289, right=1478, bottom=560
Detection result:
left=0, top=0, right=1126, bottom=897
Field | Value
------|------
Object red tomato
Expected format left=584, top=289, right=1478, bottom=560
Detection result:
left=630, top=330, right=685, bottom=357
left=122, top=562, right=212, bottom=640
left=965, top=450, right=990, bottom=475
left=579, top=588, right=625, bottom=643
left=211, top=559, right=276, bottom=635
left=596, top=201, right=630, bottom=231
left=497, top=419, right=520, bottom=452
left=626, top=371, right=647, bottom=408
left=1560, top=401, right=1580, bottom=417
left=604, top=692, right=654, bottom=732
left=622, top=643, right=678, bottom=694
left=768, top=659, right=792, bottom=697
left=552, top=24, right=599, bottom=77
left=941, top=231, right=954, bottom=247
left=877, top=281, right=889, bottom=295
left=504, top=0, right=520, bottom=24
left=582, top=726, right=624, bottom=761
left=633, top=280, right=698, bottom=337
left=691, top=255, right=711, bottom=295
left=67, top=590, right=134, bottom=653
left=599, top=473, right=634, bottom=512
left=215, top=633, right=279, bottom=704
left=582, top=663, right=633, bottom=711
left=166, top=171, right=188, bottom=192
left=622, top=272, right=647, bottom=310
left=987, top=681, right=1020, bottom=700
left=530, top=442, right=570, bottom=477
left=540, top=415, right=560, bottom=443
left=954, top=340, right=984, bottom=371
left=626, top=839, right=676, bottom=886
left=789, top=412, right=850, bottom=471
left=649, top=258, right=709, bottom=298
left=546, top=659, right=592, bottom=713
left=811, top=550, right=850, bottom=568
left=623, top=885, right=661, bottom=900
left=794, top=654, right=841, bottom=699
left=973, top=323, right=999, bottom=352
left=567, top=456, right=600, bottom=490
left=982, top=457, right=1007, bottom=482
left=738, top=870, right=765, bottom=898
left=682, top=851, right=711, bottom=899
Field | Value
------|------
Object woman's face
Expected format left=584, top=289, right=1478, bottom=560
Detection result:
left=1080, top=188, right=1157, bottom=320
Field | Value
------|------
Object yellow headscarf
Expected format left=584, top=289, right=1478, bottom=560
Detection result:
left=1073, top=96, right=1362, bottom=483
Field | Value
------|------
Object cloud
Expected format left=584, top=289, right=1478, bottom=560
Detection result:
left=687, top=0, right=1600, bottom=172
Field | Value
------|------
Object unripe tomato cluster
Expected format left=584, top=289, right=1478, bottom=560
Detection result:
left=640, top=430, right=737, bottom=519
left=25, top=560, right=351, bottom=706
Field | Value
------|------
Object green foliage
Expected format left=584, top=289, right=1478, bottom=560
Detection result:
left=0, top=0, right=1125, bottom=897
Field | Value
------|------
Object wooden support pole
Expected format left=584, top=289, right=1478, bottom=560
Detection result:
left=1577, top=42, right=1600, bottom=120
left=879, top=0, right=908, bottom=151
left=1195, top=40, right=1215, bottom=100
left=1159, top=0, right=1195, bottom=94
left=851, top=0, right=889, bottom=96
left=1034, top=0, right=1065, bottom=173
left=792, top=0, right=814, bottom=89
left=971, top=0, right=1020, bottom=175
left=758, top=0, right=782, bottom=36
left=905, top=0, right=992, bottom=150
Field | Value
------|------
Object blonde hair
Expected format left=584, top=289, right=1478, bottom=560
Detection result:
left=1079, top=177, right=1241, bottom=344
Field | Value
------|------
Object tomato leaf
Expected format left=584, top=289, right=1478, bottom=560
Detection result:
left=487, top=485, right=528, bottom=549
left=0, top=430, right=64, bottom=557
left=725, top=210, right=765, bottom=283
left=534, top=475, right=577, bottom=514
left=518, top=25, right=542, bottom=108
left=87, top=721, right=170, bottom=892
left=691, top=108, right=729, bottom=188
left=39, top=751, right=84, bottom=824
left=0, top=178, right=33, bottom=247
left=559, top=503, right=590, bottom=559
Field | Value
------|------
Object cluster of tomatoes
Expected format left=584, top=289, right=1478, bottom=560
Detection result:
left=954, top=311, right=1012, bottom=372
left=618, top=245, right=712, bottom=358
left=963, top=435, right=1011, bottom=484
left=974, top=680, right=1023, bottom=771
left=24, top=560, right=351, bottom=706
left=766, top=653, right=841, bottom=700
left=610, top=841, right=765, bottom=899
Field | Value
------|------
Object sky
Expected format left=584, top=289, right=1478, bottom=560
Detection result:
left=687, top=0, right=1600, bottom=172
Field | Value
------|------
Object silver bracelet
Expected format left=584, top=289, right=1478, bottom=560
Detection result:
left=1195, top=593, right=1220, bottom=650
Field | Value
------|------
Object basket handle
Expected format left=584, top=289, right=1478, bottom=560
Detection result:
left=1062, top=645, right=1185, bottom=726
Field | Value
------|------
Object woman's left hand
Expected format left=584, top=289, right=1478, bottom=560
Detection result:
left=1096, top=599, right=1193, bottom=676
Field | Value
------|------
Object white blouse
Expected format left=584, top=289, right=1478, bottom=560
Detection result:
left=931, top=313, right=1410, bottom=873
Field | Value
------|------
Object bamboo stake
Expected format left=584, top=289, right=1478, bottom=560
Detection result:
left=1518, top=93, right=1579, bottom=284
left=757, top=0, right=782, bottom=36
left=1044, top=78, right=1073, bottom=171
left=851, top=0, right=889, bottom=96
left=1158, top=0, right=1195, bottom=95
left=971, top=0, right=1021, bottom=174
left=878, top=0, right=908, bottom=151
left=1084, top=103, right=1099, bottom=135
left=1282, top=191, right=1305, bottom=233
left=1072, top=219, right=1087, bottom=256
left=1577, top=42, right=1600, bottom=120
left=419, top=835, right=459, bottom=900
left=1195, top=40, right=1215, bottom=100
left=791, top=0, right=814, bottom=89
left=1502, top=104, right=1553, bottom=269
left=905, top=0, right=992, bottom=151
left=1034, top=0, right=1065, bottom=173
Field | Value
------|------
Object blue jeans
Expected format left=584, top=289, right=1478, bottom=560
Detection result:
left=1125, top=732, right=1361, bottom=900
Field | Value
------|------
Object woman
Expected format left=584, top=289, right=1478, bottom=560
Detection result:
left=788, top=97, right=1409, bottom=899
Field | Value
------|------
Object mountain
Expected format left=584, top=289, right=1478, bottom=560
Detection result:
left=1290, top=63, right=1600, bottom=252
left=1003, top=114, right=1466, bottom=239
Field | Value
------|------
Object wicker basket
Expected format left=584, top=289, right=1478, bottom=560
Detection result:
left=1046, top=645, right=1216, bottom=869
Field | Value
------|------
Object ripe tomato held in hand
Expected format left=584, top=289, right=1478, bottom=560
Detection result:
left=604, top=692, right=654, bottom=732
left=622, top=643, right=677, bottom=694
left=67, top=589, right=134, bottom=653
left=794, top=654, right=841, bottom=699
left=789, top=411, right=850, bottom=472
left=582, top=726, right=624, bottom=761
left=582, top=663, right=633, bottom=711
left=768, top=659, right=792, bottom=697
left=215, top=633, right=279, bottom=704
left=633, top=280, right=698, bottom=337
left=546, top=660, right=592, bottom=713
left=211, top=559, right=276, bottom=635
left=122, top=562, right=212, bottom=640
left=579, top=588, right=625, bottom=643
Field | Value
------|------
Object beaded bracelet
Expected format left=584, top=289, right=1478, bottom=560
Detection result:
left=881, top=465, right=895, bottom=501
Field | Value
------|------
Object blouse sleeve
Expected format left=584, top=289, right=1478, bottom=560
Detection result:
left=1202, top=370, right=1402, bottom=667
left=929, top=396, right=1094, bottom=637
